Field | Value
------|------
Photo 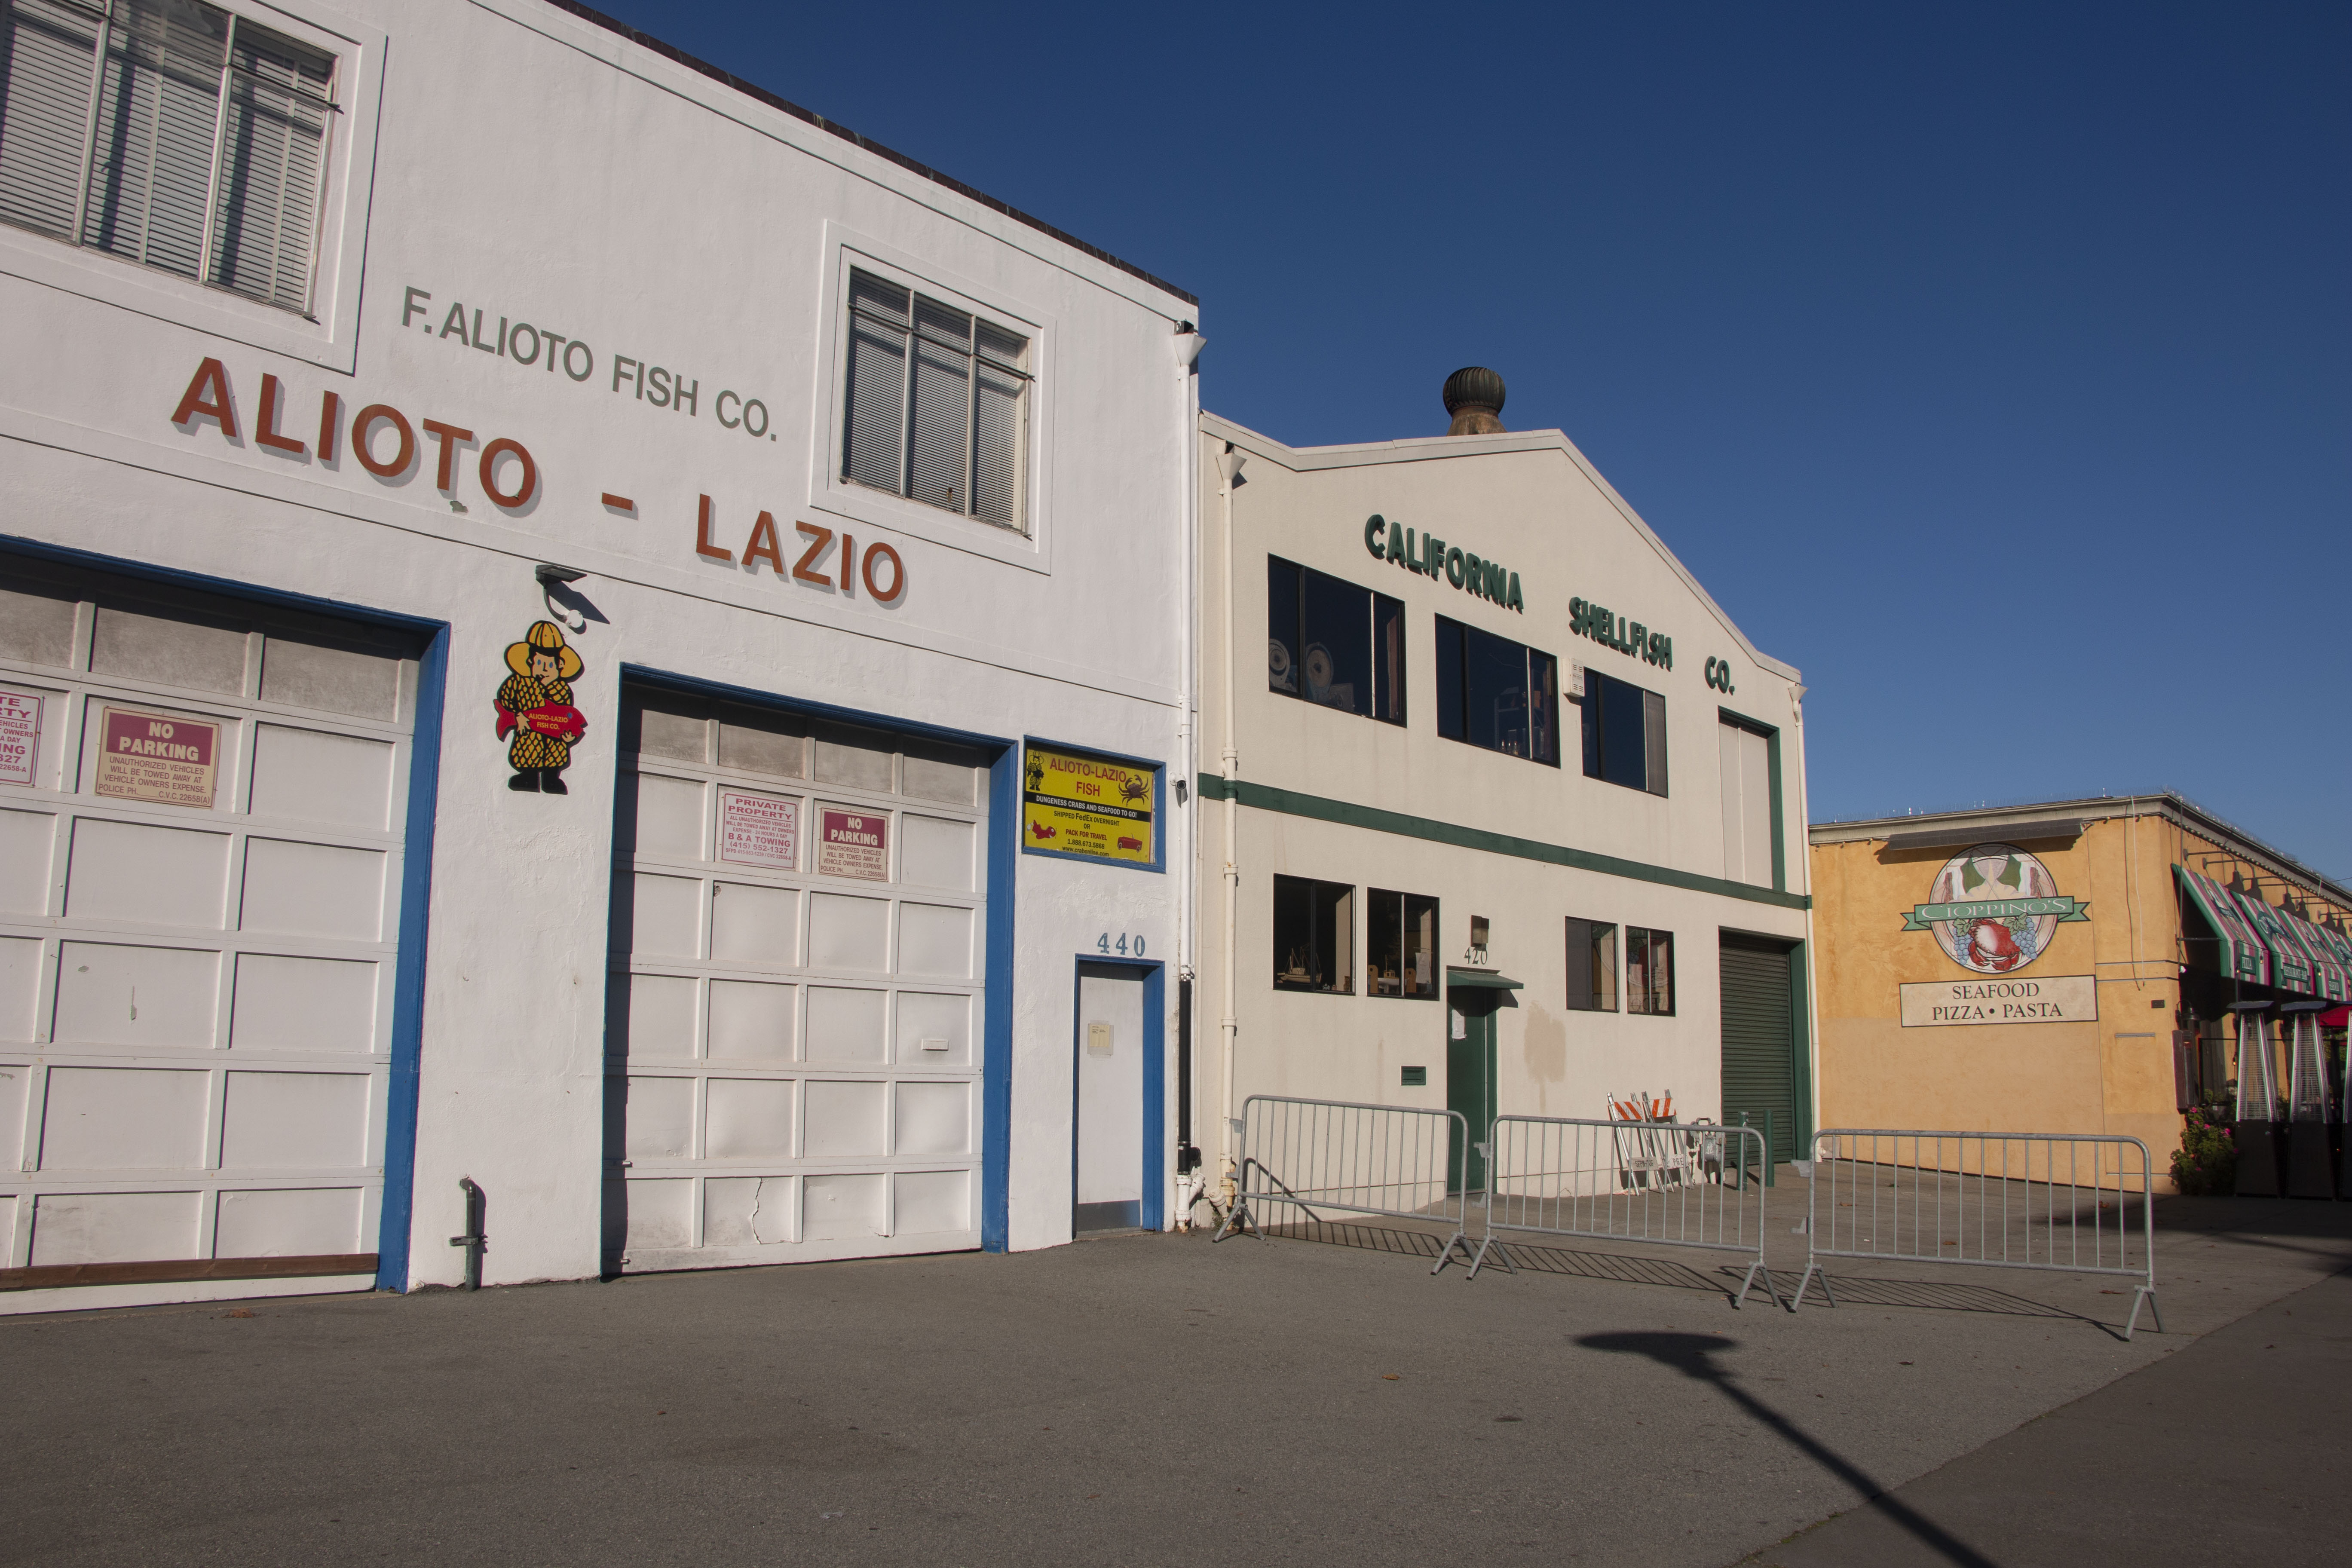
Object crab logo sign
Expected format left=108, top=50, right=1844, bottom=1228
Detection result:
left=1902, top=842, right=2088, bottom=975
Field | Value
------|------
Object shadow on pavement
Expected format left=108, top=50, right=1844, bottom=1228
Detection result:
left=1581, top=1332, right=1998, bottom=1568
left=1790, top=1272, right=2090, bottom=1321
left=1251, top=1218, right=2107, bottom=1322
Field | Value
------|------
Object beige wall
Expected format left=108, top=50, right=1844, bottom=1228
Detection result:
left=1813, top=808, right=2352, bottom=1163
left=1194, top=414, right=1813, bottom=1157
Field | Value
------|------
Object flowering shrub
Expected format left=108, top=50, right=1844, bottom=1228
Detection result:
left=2170, top=1102, right=2237, bottom=1195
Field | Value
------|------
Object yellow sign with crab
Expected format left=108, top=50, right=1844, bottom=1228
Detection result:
left=1022, top=743, right=1157, bottom=866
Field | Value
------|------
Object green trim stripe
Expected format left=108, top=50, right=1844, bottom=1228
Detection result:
left=1198, top=775, right=1810, bottom=911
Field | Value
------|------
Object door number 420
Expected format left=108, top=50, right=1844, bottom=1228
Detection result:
left=1095, top=932, right=1146, bottom=957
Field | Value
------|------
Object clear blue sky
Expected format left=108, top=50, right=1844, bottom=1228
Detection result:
left=596, top=1, right=2350, bottom=876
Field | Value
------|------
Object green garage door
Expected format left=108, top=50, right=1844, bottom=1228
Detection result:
left=1720, top=936, right=1798, bottom=1164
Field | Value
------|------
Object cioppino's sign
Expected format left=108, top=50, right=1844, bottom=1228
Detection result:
left=165, top=358, right=905, bottom=605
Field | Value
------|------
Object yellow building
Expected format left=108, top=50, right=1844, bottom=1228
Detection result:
left=1809, top=795, right=2352, bottom=1176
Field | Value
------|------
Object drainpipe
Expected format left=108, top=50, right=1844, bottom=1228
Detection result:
left=1215, top=444, right=1247, bottom=1210
left=1172, top=325, right=1206, bottom=1229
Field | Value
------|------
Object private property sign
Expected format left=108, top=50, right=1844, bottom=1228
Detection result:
left=1900, top=975, right=2097, bottom=1027
left=0, top=691, right=39, bottom=786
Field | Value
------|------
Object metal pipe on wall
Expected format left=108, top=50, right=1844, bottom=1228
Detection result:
left=1172, top=333, right=1204, bottom=1227
left=1216, top=445, right=1246, bottom=1210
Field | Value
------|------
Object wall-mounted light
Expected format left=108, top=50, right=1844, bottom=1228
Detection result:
left=535, top=563, right=587, bottom=631
left=1466, top=915, right=1491, bottom=967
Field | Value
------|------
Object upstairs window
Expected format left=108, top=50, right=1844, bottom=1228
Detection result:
left=1267, top=557, right=1404, bottom=724
left=1564, top=917, right=1618, bottom=1011
left=1433, top=615, right=1558, bottom=764
left=0, top=0, right=336, bottom=315
left=1272, top=874, right=1353, bottom=995
left=1582, top=669, right=1667, bottom=796
left=1626, top=927, right=1674, bottom=1016
left=1368, top=888, right=1438, bottom=999
left=841, top=267, right=1031, bottom=531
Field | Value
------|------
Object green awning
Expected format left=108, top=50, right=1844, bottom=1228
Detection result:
left=2231, top=885, right=2315, bottom=995
left=1446, top=968, right=1524, bottom=990
left=2174, top=866, right=2268, bottom=986
left=2280, top=906, right=2349, bottom=1003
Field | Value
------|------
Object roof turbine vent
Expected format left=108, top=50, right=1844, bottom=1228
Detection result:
left=1442, top=366, right=1507, bottom=436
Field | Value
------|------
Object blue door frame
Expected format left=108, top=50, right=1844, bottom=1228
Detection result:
left=617, top=666, right=1020, bottom=1254
left=0, top=533, right=449, bottom=1292
left=1068, top=956, right=1166, bottom=1233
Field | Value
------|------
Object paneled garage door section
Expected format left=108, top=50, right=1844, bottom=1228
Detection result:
left=606, top=685, right=987, bottom=1271
left=0, top=558, right=420, bottom=1304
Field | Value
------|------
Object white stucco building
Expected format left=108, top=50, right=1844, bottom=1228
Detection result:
left=1188, top=371, right=1816, bottom=1210
left=0, top=0, right=1200, bottom=1310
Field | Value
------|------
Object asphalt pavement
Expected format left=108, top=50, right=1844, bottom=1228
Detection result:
left=3, top=1187, right=2347, bottom=1567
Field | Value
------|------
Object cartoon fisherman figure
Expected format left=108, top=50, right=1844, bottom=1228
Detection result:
left=495, top=621, right=587, bottom=793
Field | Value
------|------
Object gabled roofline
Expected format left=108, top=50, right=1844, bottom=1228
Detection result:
left=1200, top=411, right=1803, bottom=686
left=537, top=1, right=1196, bottom=309
left=1809, top=791, right=2352, bottom=910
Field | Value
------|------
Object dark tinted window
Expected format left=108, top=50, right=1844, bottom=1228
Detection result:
left=1268, top=557, right=1403, bottom=725
left=1582, top=671, right=1667, bottom=796
left=1435, top=616, right=1559, bottom=765
left=1268, top=558, right=1301, bottom=695
left=1369, top=889, right=1439, bottom=999
left=1626, top=927, right=1675, bottom=1015
left=1272, top=875, right=1354, bottom=993
left=1373, top=594, right=1406, bottom=725
left=1302, top=567, right=1371, bottom=716
left=1565, top=918, right=1618, bottom=1011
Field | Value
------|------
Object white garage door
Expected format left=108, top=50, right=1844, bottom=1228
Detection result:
left=606, top=684, right=987, bottom=1271
left=0, top=557, right=418, bottom=1308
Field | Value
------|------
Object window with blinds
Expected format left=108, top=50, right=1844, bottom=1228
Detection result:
left=0, top=0, right=334, bottom=315
left=841, top=267, right=1032, bottom=532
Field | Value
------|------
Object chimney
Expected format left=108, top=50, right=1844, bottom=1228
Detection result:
left=1442, top=367, right=1507, bottom=436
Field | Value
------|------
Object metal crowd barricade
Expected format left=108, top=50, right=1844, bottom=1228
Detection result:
left=1213, top=1096, right=1473, bottom=1273
left=1470, top=1115, right=1782, bottom=1308
left=1795, top=1130, right=2162, bottom=1338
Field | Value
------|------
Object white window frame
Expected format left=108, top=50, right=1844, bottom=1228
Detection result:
left=807, top=224, right=1057, bottom=576
left=0, top=0, right=382, bottom=372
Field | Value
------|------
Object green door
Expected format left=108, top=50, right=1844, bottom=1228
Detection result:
left=1720, top=935, right=1798, bottom=1164
left=1446, top=989, right=1499, bottom=1192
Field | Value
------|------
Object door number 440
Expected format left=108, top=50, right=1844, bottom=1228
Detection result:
left=1095, top=932, right=1147, bottom=957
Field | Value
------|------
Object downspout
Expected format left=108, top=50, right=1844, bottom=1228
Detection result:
left=1172, top=324, right=1206, bottom=1228
left=1215, top=444, right=1246, bottom=1210
left=1790, top=681, right=1820, bottom=1148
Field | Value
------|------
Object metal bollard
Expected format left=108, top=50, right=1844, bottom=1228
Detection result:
left=450, top=1176, right=485, bottom=1290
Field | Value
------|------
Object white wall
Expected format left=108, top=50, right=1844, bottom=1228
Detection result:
left=0, top=0, right=1197, bottom=1285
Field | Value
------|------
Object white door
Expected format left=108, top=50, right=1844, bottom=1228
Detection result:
left=1073, top=962, right=1144, bottom=1232
left=0, top=559, right=416, bottom=1309
left=606, top=685, right=987, bottom=1270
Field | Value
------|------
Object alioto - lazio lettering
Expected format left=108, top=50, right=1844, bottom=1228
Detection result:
left=1362, top=514, right=1523, bottom=612
left=166, top=358, right=907, bottom=605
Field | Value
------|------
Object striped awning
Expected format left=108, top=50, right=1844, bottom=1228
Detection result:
left=2174, top=866, right=2268, bottom=986
left=2280, top=906, right=2352, bottom=1003
left=2231, top=887, right=2316, bottom=996
left=2315, top=921, right=2352, bottom=990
